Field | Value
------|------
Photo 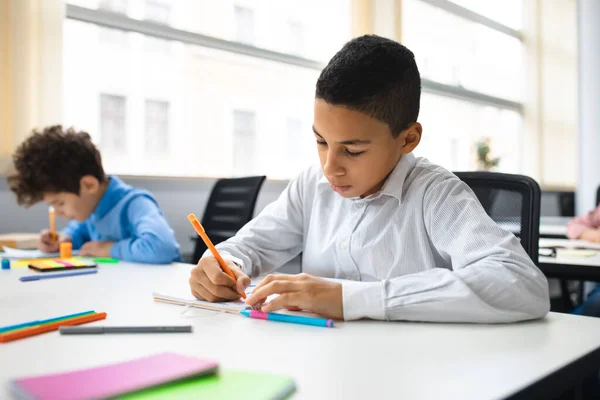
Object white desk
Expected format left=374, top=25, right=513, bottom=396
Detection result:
left=539, top=238, right=600, bottom=281
left=2, top=262, right=600, bottom=399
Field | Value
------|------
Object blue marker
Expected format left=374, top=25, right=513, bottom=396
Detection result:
left=19, top=269, right=98, bottom=282
left=1, top=259, right=10, bottom=270
left=0, top=310, right=96, bottom=333
left=240, top=310, right=334, bottom=328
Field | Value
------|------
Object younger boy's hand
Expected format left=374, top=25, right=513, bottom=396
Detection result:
left=245, top=273, right=343, bottom=320
left=38, top=230, right=71, bottom=253
left=189, top=256, right=251, bottom=302
left=79, top=241, right=114, bottom=257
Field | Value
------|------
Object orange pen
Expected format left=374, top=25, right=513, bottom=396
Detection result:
left=0, top=312, right=107, bottom=343
left=187, top=213, right=246, bottom=299
left=49, top=206, right=57, bottom=241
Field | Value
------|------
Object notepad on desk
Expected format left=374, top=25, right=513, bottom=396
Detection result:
left=153, top=292, right=255, bottom=314
left=2, top=246, right=80, bottom=260
left=28, top=258, right=97, bottom=272
left=560, top=249, right=597, bottom=257
left=10, top=353, right=219, bottom=400
left=120, top=369, right=296, bottom=400
left=2, top=246, right=59, bottom=259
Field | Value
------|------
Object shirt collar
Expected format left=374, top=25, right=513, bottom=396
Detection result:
left=317, top=153, right=417, bottom=203
left=91, top=175, right=130, bottom=221
left=379, top=153, right=416, bottom=202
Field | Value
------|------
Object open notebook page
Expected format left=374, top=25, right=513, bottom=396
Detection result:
left=2, top=246, right=80, bottom=259
left=152, top=292, right=256, bottom=314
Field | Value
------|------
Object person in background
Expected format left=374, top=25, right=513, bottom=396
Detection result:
left=567, top=207, right=600, bottom=317
left=567, top=207, right=600, bottom=243
left=7, top=125, right=182, bottom=264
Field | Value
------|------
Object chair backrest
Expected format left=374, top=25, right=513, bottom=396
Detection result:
left=453, top=172, right=541, bottom=263
left=596, top=185, right=600, bottom=206
left=192, top=176, right=266, bottom=264
left=540, top=190, right=575, bottom=217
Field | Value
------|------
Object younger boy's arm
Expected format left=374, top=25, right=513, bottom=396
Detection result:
left=61, top=220, right=91, bottom=249
left=567, top=207, right=600, bottom=240
left=110, top=196, right=180, bottom=264
left=342, top=178, right=550, bottom=323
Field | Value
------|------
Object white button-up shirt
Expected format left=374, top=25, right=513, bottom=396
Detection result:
left=216, top=153, right=550, bottom=322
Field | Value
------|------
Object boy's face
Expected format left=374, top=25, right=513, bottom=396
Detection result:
left=42, top=176, right=102, bottom=222
left=313, top=99, right=421, bottom=198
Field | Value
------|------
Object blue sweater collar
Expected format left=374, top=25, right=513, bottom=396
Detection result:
left=91, top=175, right=131, bottom=221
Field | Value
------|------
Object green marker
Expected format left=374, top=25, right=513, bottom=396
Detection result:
left=93, top=258, right=119, bottom=264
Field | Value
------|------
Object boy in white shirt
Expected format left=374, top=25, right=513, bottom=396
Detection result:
left=188, top=35, right=549, bottom=322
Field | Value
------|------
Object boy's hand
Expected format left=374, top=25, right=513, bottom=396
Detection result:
left=38, top=230, right=71, bottom=253
left=79, top=241, right=114, bottom=257
left=245, top=273, right=343, bottom=320
left=189, top=257, right=250, bottom=302
left=581, top=229, right=600, bottom=243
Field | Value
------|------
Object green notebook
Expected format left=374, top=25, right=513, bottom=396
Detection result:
left=119, top=369, right=296, bottom=400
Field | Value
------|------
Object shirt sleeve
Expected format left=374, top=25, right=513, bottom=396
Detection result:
left=341, top=177, right=550, bottom=323
left=61, top=220, right=90, bottom=250
left=110, top=196, right=181, bottom=264
left=208, top=172, right=306, bottom=277
left=566, top=207, right=600, bottom=239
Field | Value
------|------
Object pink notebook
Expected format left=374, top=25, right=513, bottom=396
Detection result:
left=11, top=353, right=218, bottom=400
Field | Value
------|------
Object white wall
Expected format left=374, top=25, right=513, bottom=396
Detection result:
left=577, top=0, right=600, bottom=214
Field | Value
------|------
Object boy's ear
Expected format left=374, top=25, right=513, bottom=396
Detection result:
left=399, top=122, right=422, bottom=154
left=79, top=175, right=100, bottom=195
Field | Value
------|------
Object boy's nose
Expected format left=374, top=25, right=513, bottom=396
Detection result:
left=323, top=153, right=344, bottom=176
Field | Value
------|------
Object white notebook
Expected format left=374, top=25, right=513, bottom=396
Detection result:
left=2, top=246, right=80, bottom=259
left=152, top=292, right=256, bottom=314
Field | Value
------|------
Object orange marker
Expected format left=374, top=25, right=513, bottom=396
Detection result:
left=0, top=312, right=107, bottom=343
left=187, top=213, right=246, bottom=299
left=49, top=206, right=57, bottom=241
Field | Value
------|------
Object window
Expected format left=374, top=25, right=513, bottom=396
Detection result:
left=402, top=0, right=524, bottom=173
left=99, top=0, right=127, bottom=12
left=287, top=21, right=304, bottom=56
left=63, top=1, right=351, bottom=177
left=286, top=118, right=305, bottom=176
left=143, top=0, right=171, bottom=52
left=100, top=94, right=126, bottom=151
left=145, top=100, right=169, bottom=154
left=448, top=0, right=523, bottom=30
left=232, top=110, right=256, bottom=176
left=98, top=0, right=128, bottom=45
left=145, top=0, right=170, bottom=24
left=234, top=6, right=255, bottom=45
left=416, top=93, right=522, bottom=173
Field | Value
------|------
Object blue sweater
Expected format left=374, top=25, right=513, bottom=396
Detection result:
left=62, top=176, right=182, bottom=264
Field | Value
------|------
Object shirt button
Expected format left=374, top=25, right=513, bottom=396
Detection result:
left=339, top=240, right=348, bottom=250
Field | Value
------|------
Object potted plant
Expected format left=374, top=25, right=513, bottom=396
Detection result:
left=475, top=138, right=500, bottom=171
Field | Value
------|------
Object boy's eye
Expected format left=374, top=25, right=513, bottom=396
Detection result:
left=345, top=149, right=366, bottom=157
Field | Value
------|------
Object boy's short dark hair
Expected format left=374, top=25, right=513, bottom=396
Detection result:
left=315, top=34, right=421, bottom=137
left=7, top=125, right=106, bottom=207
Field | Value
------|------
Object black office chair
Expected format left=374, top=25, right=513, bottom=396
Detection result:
left=453, top=172, right=540, bottom=263
left=596, top=185, right=600, bottom=206
left=191, top=176, right=266, bottom=264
